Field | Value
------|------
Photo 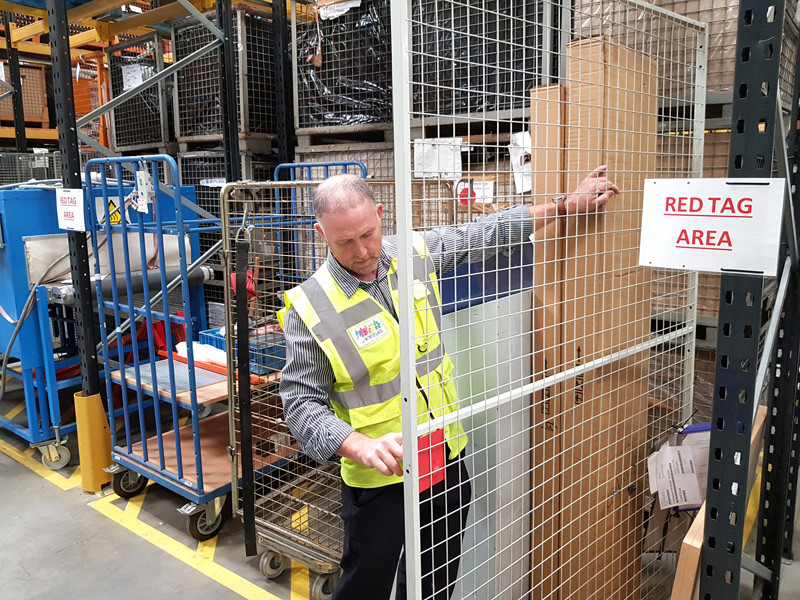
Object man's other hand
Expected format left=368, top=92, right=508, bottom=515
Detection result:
left=338, top=431, right=404, bottom=477
left=563, top=165, right=620, bottom=214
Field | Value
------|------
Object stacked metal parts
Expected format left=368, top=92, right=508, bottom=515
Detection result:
left=170, top=5, right=281, bottom=326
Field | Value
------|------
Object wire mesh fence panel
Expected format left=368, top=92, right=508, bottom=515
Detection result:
left=293, top=0, right=393, bottom=131
left=392, top=2, right=707, bottom=599
left=172, top=6, right=278, bottom=142
left=106, top=34, right=171, bottom=151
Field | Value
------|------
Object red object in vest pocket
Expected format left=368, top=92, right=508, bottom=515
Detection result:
left=418, top=429, right=446, bottom=493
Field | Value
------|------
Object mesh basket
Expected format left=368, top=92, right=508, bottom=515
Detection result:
left=106, top=34, right=172, bottom=151
left=178, top=150, right=277, bottom=269
left=293, top=0, right=393, bottom=130
left=172, top=6, right=278, bottom=141
left=412, top=0, right=548, bottom=117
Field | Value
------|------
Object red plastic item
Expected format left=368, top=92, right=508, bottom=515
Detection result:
left=418, top=428, right=446, bottom=493
left=230, top=270, right=257, bottom=299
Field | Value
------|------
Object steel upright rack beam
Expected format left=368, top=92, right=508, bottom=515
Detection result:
left=701, top=2, right=800, bottom=599
left=2, top=11, right=27, bottom=152
left=217, top=0, right=242, bottom=182
left=46, top=0, right=101, bottom=399
left=274, top=0, right=294, bottom=165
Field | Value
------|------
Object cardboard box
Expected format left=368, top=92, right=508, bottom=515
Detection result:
left=0, top=63, right=48, bottom=122
left=559, top=35, right=658, bottom=600
left=529, top=82, right=566, bottom=600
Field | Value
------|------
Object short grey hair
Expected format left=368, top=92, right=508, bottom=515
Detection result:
left=312, top=174, right=376, bottom=218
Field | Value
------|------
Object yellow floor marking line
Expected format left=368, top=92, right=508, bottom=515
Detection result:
left=124, top=485, right=149, bottom=518
left=5, top=401, right=25, bottom=420
left=197, top=536, right=218, bottom=560
left=68, top=466, right=82, bottom=485
left=91, top=494, right=283, bottom=600
left=290, top=561, right=310, bottom=600
left=0, top=438, right=81, bottom=491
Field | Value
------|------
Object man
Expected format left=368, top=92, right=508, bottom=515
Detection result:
left=278, top=168, right=619, bottom=599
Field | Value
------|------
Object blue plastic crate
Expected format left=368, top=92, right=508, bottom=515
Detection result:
left=199, top=327, right=285, bottom=375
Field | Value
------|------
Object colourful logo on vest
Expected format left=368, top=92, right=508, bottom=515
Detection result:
left=349, top=316, right=390, bottom=349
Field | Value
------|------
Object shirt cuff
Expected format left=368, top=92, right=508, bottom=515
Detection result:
left=313, top=416, right=355, bottom=464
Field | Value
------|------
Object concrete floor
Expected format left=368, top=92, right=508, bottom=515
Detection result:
left=1, top=402, right=799, bottom=599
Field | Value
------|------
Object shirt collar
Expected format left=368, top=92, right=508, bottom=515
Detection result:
left=326, top=243, right=394, bottom=299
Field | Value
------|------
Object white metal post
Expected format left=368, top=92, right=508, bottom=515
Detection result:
left=391, top=1, right=423, bottom=599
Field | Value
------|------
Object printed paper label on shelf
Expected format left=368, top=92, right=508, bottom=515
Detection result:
left=456, top=180, right=495, bottom=204
left=413, top=138, right=463, bottom=181
left=508, top=131, right=532, bottom=194
left=638, top=178, right=785, bottom=276
left=318, top=0, right=361, bottom=19
left=200, top=178, right=227, bottom=188
left=56, top=188, right=86, bottom=232
left=648, top=444, right=704, bottom=510
left=121, top=64, right=154, bottom=92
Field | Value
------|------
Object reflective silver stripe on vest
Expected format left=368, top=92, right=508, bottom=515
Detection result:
left=332, top=375, right=401, bottom=409
left=302, top=276, right=376, bottom=394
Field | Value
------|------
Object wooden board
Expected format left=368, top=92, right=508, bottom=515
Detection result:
left=130, top=412, right=231, bottom=493
left=670, top=405, right=768, bottom=600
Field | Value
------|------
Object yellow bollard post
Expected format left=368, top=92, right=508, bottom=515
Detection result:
left=74, top=391, right=112, bottom=493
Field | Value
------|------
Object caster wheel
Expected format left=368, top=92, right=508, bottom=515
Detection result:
left=198, top=404, right=213, bottom=419
left=40, top=445, right=70, bottom=470
left=112, top=470, right=148, bottom=499
left=259, top=550, right=286, bottom=579
left=188, top=508, right=225, bottom=541
left=311, top=573, right=336, bottom=600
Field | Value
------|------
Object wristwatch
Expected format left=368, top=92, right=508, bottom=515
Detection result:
left=552, top=194, right=567, bottom=214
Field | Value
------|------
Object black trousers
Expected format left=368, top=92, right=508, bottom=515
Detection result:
left=332, top=456, right=471, bottom=600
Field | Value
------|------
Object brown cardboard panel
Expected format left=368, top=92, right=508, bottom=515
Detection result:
left=560, top=35, right=658, bottom=600
left=530, top=82, right=565, bottom=600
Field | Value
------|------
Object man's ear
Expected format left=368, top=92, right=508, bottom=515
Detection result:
left=376, top=203, right=383, bottom=221
left=314, top=222, right=326, bottom=240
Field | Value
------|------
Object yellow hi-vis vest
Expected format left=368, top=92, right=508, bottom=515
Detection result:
left=278, top=234, right=467, bottom=488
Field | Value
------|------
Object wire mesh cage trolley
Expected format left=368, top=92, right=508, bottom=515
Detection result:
left=221, top=174, right=396, bottom=596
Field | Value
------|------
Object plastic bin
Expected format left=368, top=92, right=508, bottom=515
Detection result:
left=199, top=327, right=285, bottom=374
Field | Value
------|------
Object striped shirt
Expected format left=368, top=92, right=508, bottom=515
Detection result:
left=279, top=204, right=533, bottom=463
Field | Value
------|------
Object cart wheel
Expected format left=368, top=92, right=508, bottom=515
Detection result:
left=40, top=445, right=71, bottom=470
left=259, top=550, right=286, bottom=579
left=112, top=470, right=148, bottom=499
left=198, top=404, right=213, bottom=419
left=188, top=508, right=225, bottom=541
left=311, top=573, right=335, bottom=600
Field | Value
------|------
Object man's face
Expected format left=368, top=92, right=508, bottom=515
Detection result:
left=315, top=199, right=384, bottom=280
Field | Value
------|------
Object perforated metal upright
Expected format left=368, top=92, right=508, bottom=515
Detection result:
left=701, top=2, right=800, bottom=599
left=45, top=0, right=100, bottom=401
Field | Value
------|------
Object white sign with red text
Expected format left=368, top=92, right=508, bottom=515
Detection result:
left=56, top=188, right=86, bottom=232
left=638, top=178, right=784, bottom=276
